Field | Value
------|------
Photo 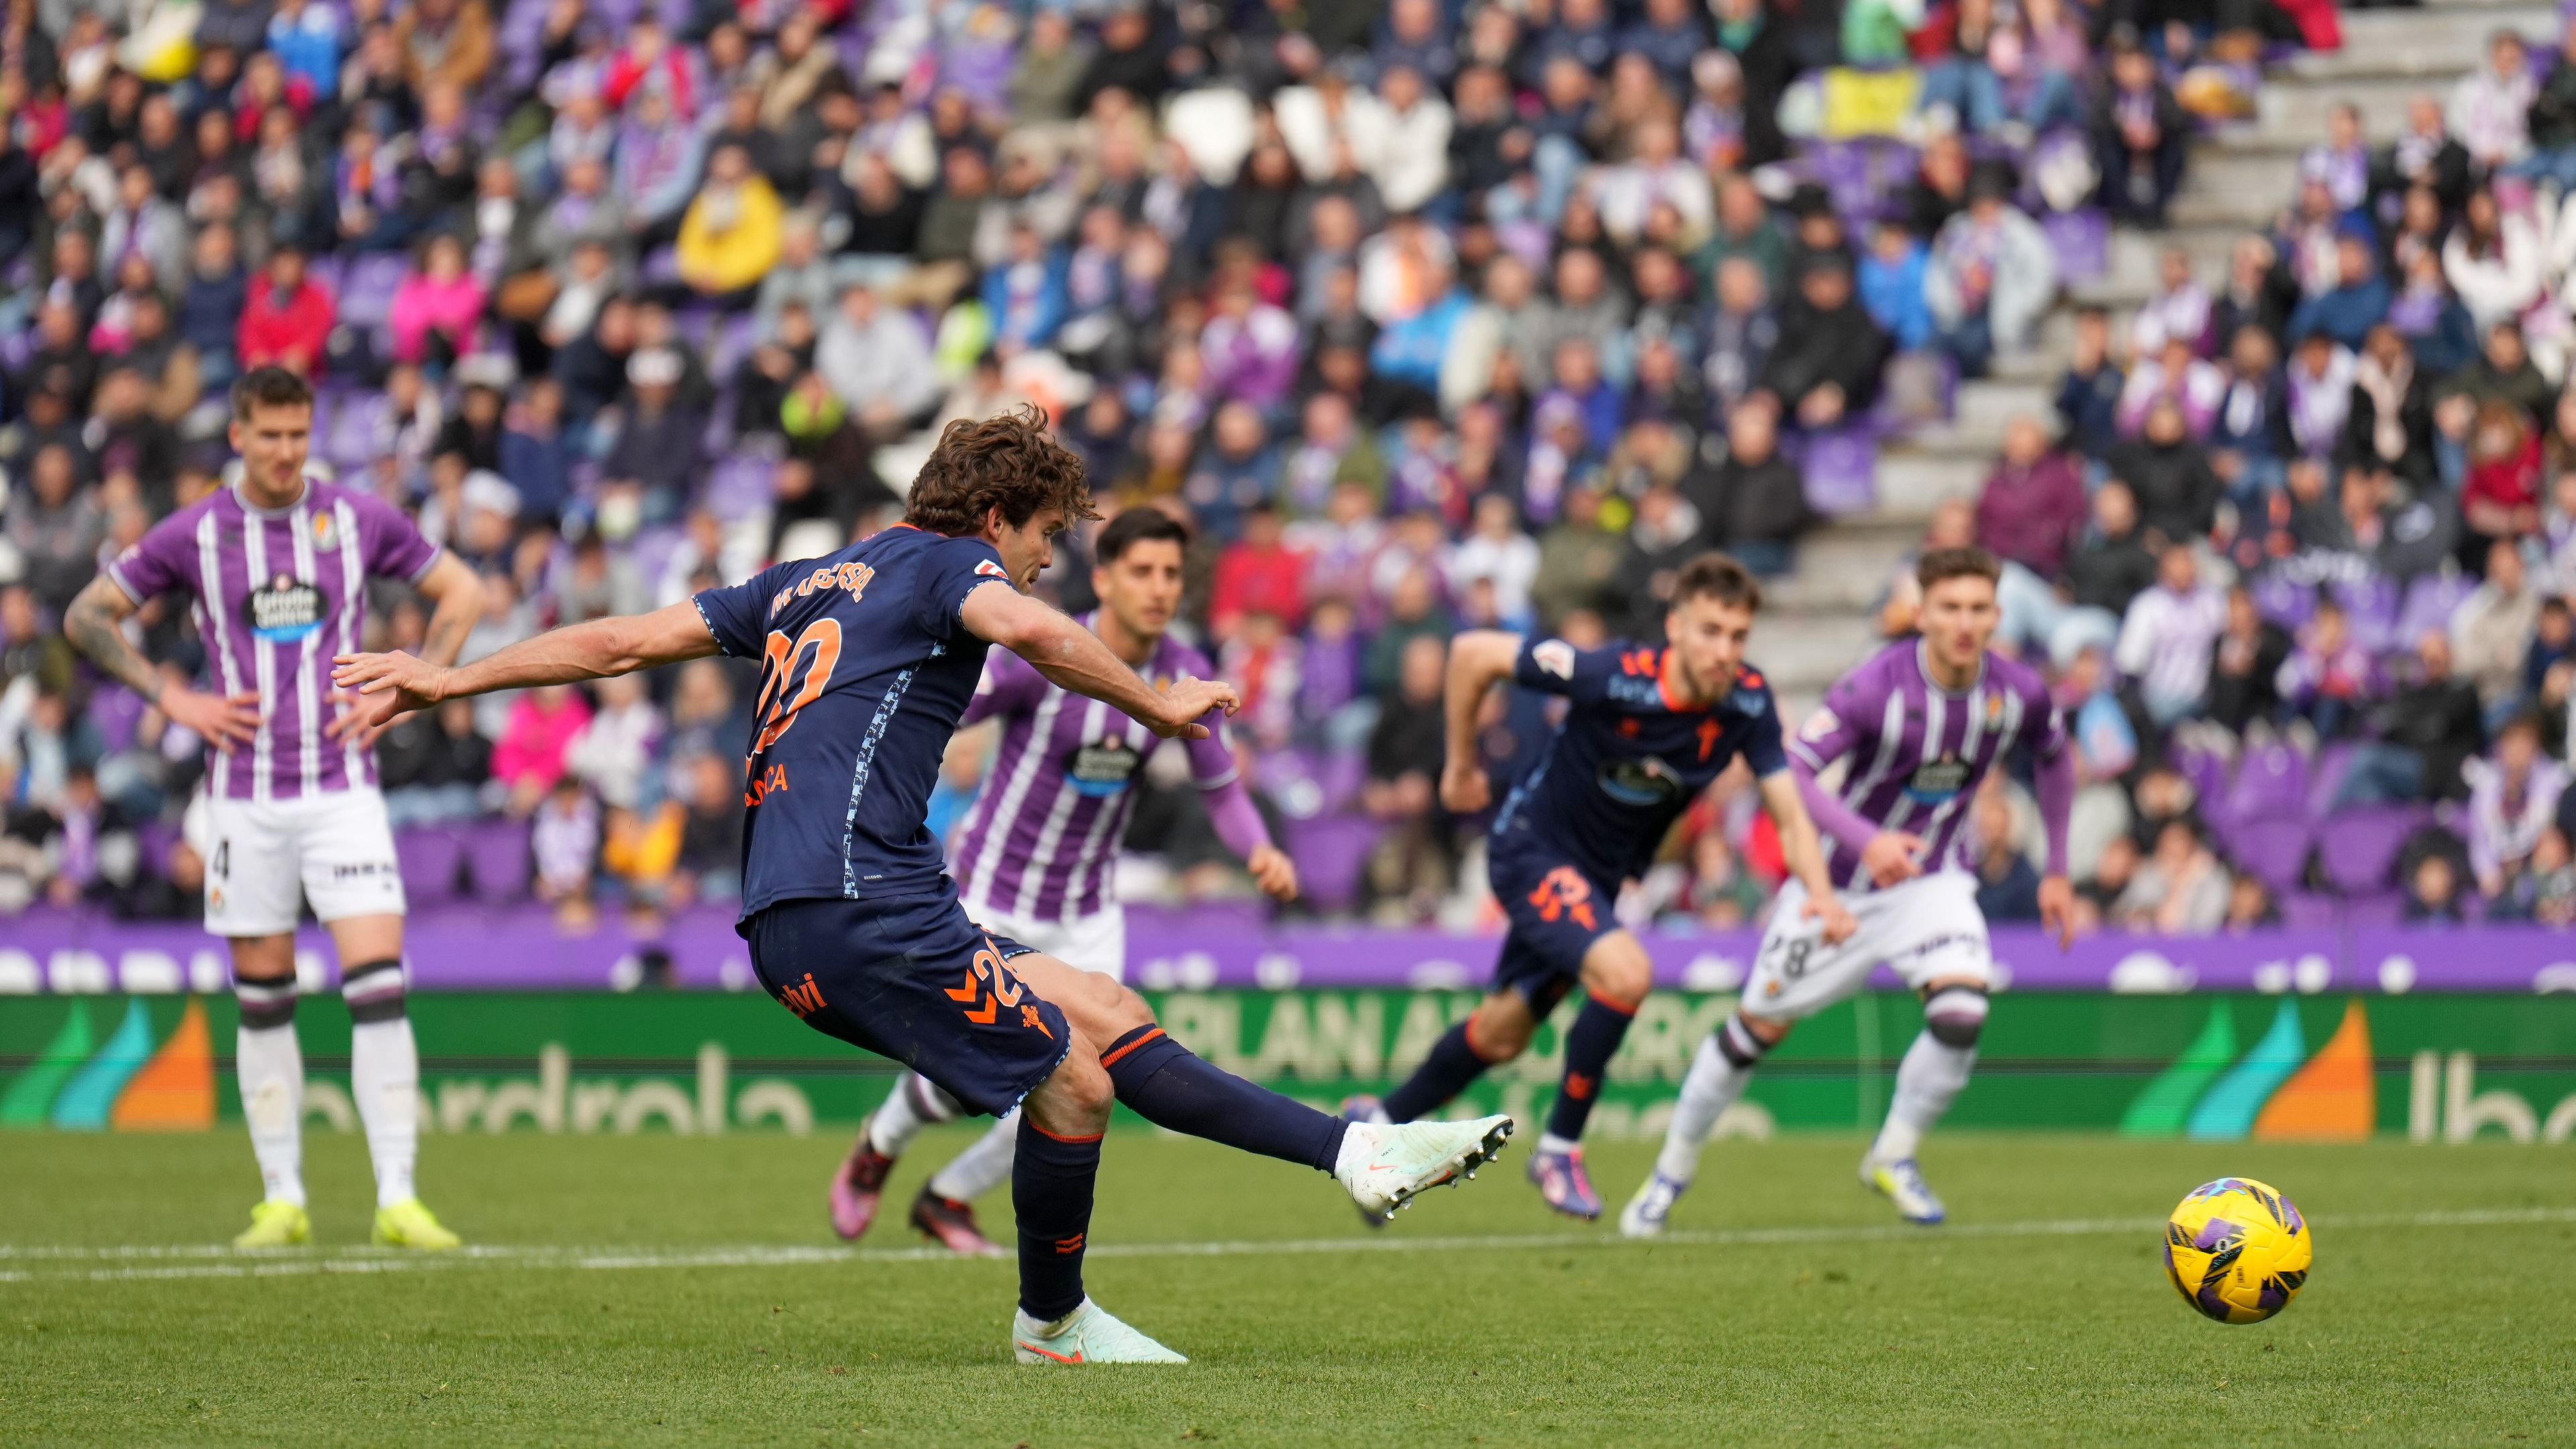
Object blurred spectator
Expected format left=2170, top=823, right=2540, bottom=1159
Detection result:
left=2445, top=30, right=2533, bottom=174
left=1362, top=631, right=1450, bottom=922
left=531, top=773, right=599, bottom=928
left=2402, top=850, right=2467, bottom=924
left=235, top=243, right=331, bottom=375
left=2464, top=713, right=2567, bottom=898
left=2115, top=817, right=2228, bottom=934
left=2206, top=585, right=2293, bottom=735
left=2094, top=34, right=2186, bottom=226
left=2334, top=631, right=2488, bottom=806
left=380, top=698, right=495, bottom=826
left=1975, top=417, right=2088, bottom=581
left=493, top=683, right=593, bottom=814
left=1697, top=398, right=1810, bottom=578
left=2107, top=396, right=2222, bottom=548
left=1924, top=170, right=2055, bottom=378
left=2054, top=305, right=2126, bottom=460
left=2116, top=544, right=2228, bottom=726
left=2275, top=596, right=2379, bottom=740
left=1970, top=780, right=2041, bottom=922
left=1759, top=255, right=1888, bottom=430
left=2454, top=540, right=2542, bottom=721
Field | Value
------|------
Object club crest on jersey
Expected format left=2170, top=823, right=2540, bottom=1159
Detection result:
left=245, top=574, right=324, bottom=643
left=1531, top=639, right=1577, bottom=680
left=311, top=511, right=337, bottom=549
left=1906, top=752, right=1971, bottom=804
left=1596, top=755, right=1686, bottom=806
left=1067, top=737, right=1143, bottom=797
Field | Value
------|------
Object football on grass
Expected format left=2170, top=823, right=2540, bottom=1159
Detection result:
left=2163, top=1177, right=2312, bottom=1324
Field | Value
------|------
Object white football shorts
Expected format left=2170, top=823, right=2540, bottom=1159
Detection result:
left=970, top=902, right=1127, bottom=981
left=199, top=786, right=407, bottom=936
left=1741, top=870, right=1991, bottom=1020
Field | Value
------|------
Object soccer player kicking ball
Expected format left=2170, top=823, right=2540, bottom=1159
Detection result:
left=64, top=367, right=487, bottom=1250
left=1622, top=547, right=2077, bottom=1236
left=832, top=506, right=1301, bottom=1255
left=1349, top=553, right=1856, bottom=1221
left=334, top=410, right=1508, bottom=1364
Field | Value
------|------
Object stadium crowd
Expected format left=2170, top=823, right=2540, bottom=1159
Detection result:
left=0, top=0, right=2567, bottom=937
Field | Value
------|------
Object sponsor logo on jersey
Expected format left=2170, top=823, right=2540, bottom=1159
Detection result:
left=1532, top=639, right=1576, bottom=679
left=245, top=574, right=325, bottom=644
left=975, top=559, right=1011, bottom=580
left=1596, top=755, right=1686, bottom=806
left=1906, top=753, right=1971, bottom=804
left=1067, top=737, right=1143, bottom=797
left=1801, top=708, right=1842, bottom=743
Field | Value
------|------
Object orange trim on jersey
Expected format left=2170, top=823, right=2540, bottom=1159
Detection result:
left=1586, top=989, right=1641, bottom=1017
left=1097, top=1028, right=1167, bottom=1069
left=1657, top=650, right=1694, bottom=713
left=1025, top=1122, right=1104, bottom=1144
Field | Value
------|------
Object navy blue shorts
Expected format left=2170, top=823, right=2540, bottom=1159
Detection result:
left=745, top=894, right=1068, bottom=1118
left=1486, top=843, right=1619, bottom=1016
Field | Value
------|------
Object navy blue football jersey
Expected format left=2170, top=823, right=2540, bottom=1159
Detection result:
left=692, top=524, right=1014, bottom=918
left=1492, top=636, right=1788, bottom=883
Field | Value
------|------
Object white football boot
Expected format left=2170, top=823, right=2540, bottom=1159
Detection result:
left=1013, top=1299, right=1189, bottom=1364
left=1335, top=1115, right=1515, bottom=1220
left=1618, top=1171, right=1689, bottom=1239
left=1861, top=1156, right=1947, bottom=1225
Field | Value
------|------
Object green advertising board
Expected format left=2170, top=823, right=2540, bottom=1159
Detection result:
left=6, top=989, right=2575, bottom=1143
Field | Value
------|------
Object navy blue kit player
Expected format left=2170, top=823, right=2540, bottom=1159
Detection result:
left=1349, top=553, right=1856, bottom=1220
left=333, top=410, right=1512, bottom=1364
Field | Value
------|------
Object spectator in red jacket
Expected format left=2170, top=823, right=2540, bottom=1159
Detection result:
left=236, top=244, right=336, bottom=376
left=1210, top=501, right=1308, bottom=640
left=1975, top=414, right=2090, bottom=578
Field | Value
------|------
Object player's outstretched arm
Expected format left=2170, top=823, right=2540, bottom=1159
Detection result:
left=2034, top=744, right=2078, bottom=948
left=332, top=602, right=723, bottom=729
left=961, top=582, right=1235, bottom=739
left=331, top=552, right=488, bottom=747
left=64, top=574, right=262, bottom=747
left=1439, top=630, right=1521, bottom=813
left=1757, top=767, right=1859, bottom=946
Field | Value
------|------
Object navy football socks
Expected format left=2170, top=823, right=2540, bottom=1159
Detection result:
left=1382, top=1020, right=1495, bottom=1123
left=1099, top=1025, right=1346, bottom=1171
left=1544, top=992, right=1638, bottom=1143
left=1012, top=1115, right=1100, bottom=1322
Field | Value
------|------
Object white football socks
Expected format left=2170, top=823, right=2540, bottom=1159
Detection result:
left=1871, top=1031, right=1977, bottom=1165
left=1655, top=1031, right=1757, bottom=1185
left=927, top=1109, right=1021, bottom=1203
left=236, top=1020, right=306, bottom=1208
left=868, top=1073, right=964, bottom=1157
left=350, top=1018, right=420, bottom=1208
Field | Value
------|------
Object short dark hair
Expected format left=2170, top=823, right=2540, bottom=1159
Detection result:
left=1095, top=506, right=1190, bottom=564
left=1916, top=545, right=2002, bottom=594
left=231, top=364, right=313, bottom=422
left=902, top=405, right=1099, bottom=537
left=1671, top=551, right=1763, bottom=612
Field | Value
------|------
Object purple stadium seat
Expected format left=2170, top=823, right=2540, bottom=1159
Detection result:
left=396, top=828, right=467, bottom=907
left=2250, top=574, right=2315, bottom=629
left=134, top=820, right=178, bottom=873
left=323, top=392, right=388, bottom=470
left=1282, top=815, right=1382, bottom=915
left=712, top=311, right=762, bottom=376
left=626, top=526, right=687, bottom=588
left=703, top=453, right=779, bottom=522
left=464, top=818, right=533, bottom=904
left=2222, top=739, right=2310, bottom=824
left=2306, top=741, right=2357, bottom=817
left=2170, top=737, right=2230, bottom=813
left=2280, top=890, right=2340, bottom=929
left=2342, top=892, right=2404, bottom=928
left=337, top=254, right=407, bottom=329
left=2316, top=805, right=2426, bottom=894
left=1315, top=748, right=1368, bottom=817
left=88, top=686, right=145, bottom=753
left=1795, top=424, right=1878, bottom=516
left=2394, top=572, right=2475, bottom=649
left=2332, top=575, right=2402, bottom=655
left=2228, top=816, right=2312, bottom=892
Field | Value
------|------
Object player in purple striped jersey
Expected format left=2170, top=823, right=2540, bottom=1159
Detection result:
left=1624, top=547, right=2078, bottom=1235
left=62, top=367, right=487, bottom=1250
left=829, top=508, right=1300, bottom=1254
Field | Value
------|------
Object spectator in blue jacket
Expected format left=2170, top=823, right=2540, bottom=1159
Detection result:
left=2285, top=231, right=2393, bottom=351
left=1857, top=219, right=1933, bottom=352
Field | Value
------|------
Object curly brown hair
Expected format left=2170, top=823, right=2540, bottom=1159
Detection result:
left=902, top=405, right=1100, bottom=537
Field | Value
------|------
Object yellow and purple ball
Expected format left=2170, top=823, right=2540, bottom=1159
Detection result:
left=2163, top=1177, right=2313, bottom=1325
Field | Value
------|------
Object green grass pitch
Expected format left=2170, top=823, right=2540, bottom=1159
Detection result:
left=3, top=1129, right=2571, bottom=1447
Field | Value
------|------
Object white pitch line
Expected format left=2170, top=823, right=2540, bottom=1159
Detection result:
left=2, top=1206, right=2570, bottom=1286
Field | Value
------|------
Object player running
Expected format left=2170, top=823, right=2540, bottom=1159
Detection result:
left=1621, top=546, right=2075, bottom=1236
left=1349, top=553, right=1855, bottom=1221
left=832, top=506, right=1300, bottom=1255
left=63, top=366, right=487, bottom=1250
left=333, top=409, right=1510, bottom=1364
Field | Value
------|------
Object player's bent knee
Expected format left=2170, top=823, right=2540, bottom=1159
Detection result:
left=1737, top=1011, right=1794, bottom=1046
left=1466, top=1002, right=1533, bottom=1061
left=1580, top=935, right=1653, bottom=1009
left=1033, top=1050, right=1115, bottom=1132
left=1922, top=983, right=1988, bottom=1049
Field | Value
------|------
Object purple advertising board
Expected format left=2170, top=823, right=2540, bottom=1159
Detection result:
left=0, top=906, right=2569, bottom=995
